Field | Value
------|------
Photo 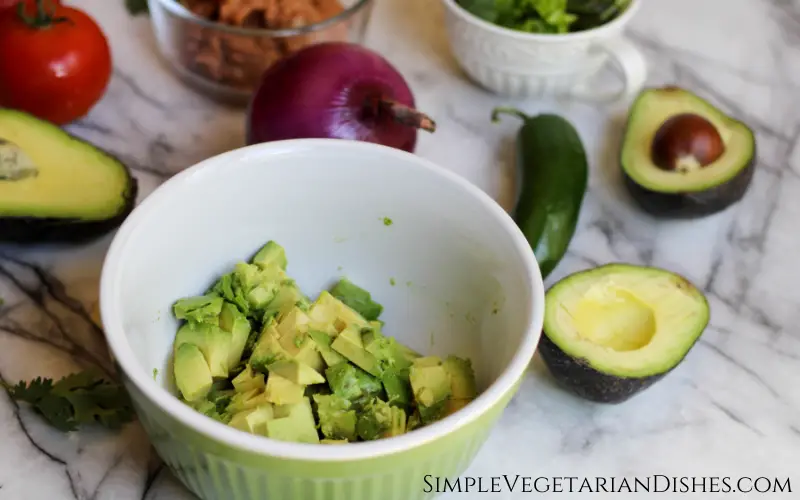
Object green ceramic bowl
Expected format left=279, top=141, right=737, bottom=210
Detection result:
left=100, top=140, right=545, bottom=500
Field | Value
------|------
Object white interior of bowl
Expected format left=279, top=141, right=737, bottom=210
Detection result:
left=101, top=139, right=544, bottom=460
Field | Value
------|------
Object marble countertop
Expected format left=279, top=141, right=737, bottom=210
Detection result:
left=1, top=0, right=799, bottom=498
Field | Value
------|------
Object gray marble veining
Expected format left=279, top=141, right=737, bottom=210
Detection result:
left=0, top=0, right=798, bottom=498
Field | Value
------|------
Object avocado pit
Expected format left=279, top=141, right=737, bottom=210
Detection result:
left=650, top=113, right=724, bottom=173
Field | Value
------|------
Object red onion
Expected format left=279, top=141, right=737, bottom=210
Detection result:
left=246, top=42, right=435, bottom=153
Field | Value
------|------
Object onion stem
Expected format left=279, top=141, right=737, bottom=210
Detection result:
left=370, top=98, right=437, bottom=133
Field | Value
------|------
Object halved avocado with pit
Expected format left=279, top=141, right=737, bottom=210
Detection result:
left=539, top=264, right=710, bottom=404
left=0, top=108, right=137, bottom=243
left=621, top=86, right=756, bottom=218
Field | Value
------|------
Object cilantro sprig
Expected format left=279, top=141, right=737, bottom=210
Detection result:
left=456, top=0, right=631, bottom=34
left=3, top=368, right=135, bottom=432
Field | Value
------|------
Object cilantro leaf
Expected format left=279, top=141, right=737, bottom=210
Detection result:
left=3, top=368, right=135, bottom=433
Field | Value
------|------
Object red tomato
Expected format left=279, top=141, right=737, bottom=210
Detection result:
left=0, top=3, right=112, bottom=125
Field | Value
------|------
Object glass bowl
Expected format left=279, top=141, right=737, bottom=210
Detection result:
left=147, top=0, right=374, bottom=105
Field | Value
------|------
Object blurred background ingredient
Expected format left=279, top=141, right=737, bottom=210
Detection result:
left=247, top=42, right=436, bottom=153
left=0, top=0, right=112, bottom=125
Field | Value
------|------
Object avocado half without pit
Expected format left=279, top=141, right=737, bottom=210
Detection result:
left=621, top=87, right=756, bottom=218
left=538, top=264, right=710, bottom=404
left=0, top=109, right=137, bottom=243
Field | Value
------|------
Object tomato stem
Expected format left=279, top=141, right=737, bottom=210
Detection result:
left=17, top=0, right=70, bottom=28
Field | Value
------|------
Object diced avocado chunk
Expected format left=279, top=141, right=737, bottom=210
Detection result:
left=363, top=328, right=412, bottom=374
left=352, top=365, right=384, bottom=397
left=325, top=363, right=362, bottom=400
left=263, top=282, right=310, bottom=323
left=174, top=322, right=233, bottom=378
left=331, top=326, right=382, bottom=377
left=267, top=359, right=325, bottom=385
left=443, top=356, right=478, bottom=400
left=381, top=370, right=412, bottom=408
left=356, top=397, right=393, bottom=441
left=313, top=394, right=357, bottom=441
left=173, top=295, right=223, bottom=324
left=273, top=307, right=325, bottom=372
left=195, top=387, right=234, bottom=423
left=329, top=278, right=383, bottom=321
left=229, top=405, right=275, bottom=435
left=235, top=262, right=284, bottom=293
left=251, top=240, right=287, bottom=270
left=264, top=373, right=305, bottom=405
left=250, top=329, right=289, bottom=370
left=211, top=262, right=286, bottom=319
left=325, top=362, right=382, bottom=401
left=267, top=398, right=319, bottom=444
left=231, top=365, right=266, bottom=393
left=191, top=399, right=221, bottom=421
left=278, top=331, right=325, bottom=374
left=208, top=272, right=250, bottom=316
left=218, top=302, right=251, bottom=371
left=173, top=343, right=213, bottom=402
left=308, top=330, right=347, bottom=367
left=171, top=240, right=481, bottom=444
left=276, top=306, right=311, bottom=338
left=308, top=291, right=369, bottom=335
left=409, top=357, right=452, bottom=424
left=225, top=388, right=270, bottom=414
left=385, top=406, right=407, bottom=437
left=306, top=292, right=340, bottom=335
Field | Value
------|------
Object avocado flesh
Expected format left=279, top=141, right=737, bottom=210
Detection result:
left=0, top=109, right=137, bottom=242
left=170, top=242, right=481, bottom=443
left=622, top=88, right=755, bottom=194
left=540, top=264, right=709, bottom=403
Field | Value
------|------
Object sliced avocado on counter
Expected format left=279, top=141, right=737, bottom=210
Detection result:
left=0, top=108, right=137, bottom=243
left=539, top=264, right=710, bottom=404
left=621, top=87, right=756, bottom=218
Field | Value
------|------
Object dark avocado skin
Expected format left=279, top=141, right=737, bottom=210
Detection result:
left=0, top=131, right=138, bottom=245
left=539, top=334, right=682, bottom=404
left=0, top=185, right=137, bottom=244
left=623, top=153, right=755, bottom=219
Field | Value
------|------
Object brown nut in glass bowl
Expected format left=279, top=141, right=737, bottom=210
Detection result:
left=147, top=0, right=374, bottom=104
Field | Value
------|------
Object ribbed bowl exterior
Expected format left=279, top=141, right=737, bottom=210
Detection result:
left=127, top=376, right=521, bottom=500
